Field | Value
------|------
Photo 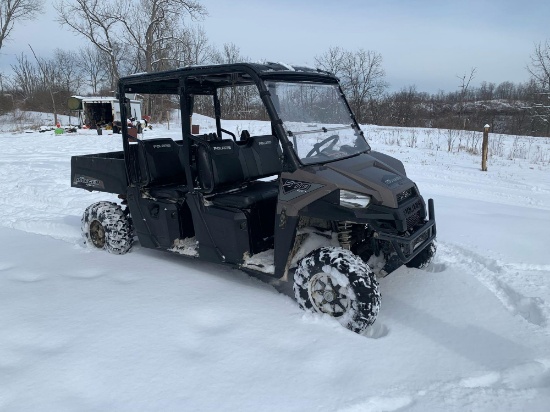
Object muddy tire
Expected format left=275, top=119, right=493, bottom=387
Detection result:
left=406, top=241, right=437, bottom=269
left=293, top=247, right=381, bottom=334
left=81, top=201, right=133, bottom=254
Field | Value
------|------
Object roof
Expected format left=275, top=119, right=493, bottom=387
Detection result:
left=118, top=62, right=338, bottom=95
left=71, top=96, right=141, bottom=103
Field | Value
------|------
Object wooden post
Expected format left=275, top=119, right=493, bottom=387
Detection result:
left=481, top=124, right=490, bottom=171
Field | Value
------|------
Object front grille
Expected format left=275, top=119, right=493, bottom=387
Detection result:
left=397, top=187, right=416, bottom=204
left=406, top=211, right=422, bottom=229
left=402, top=197, right=424, bottom=231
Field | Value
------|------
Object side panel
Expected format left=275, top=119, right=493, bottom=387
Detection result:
left=71, top=152, right=128, bottom=194
left=201, top=207, right=250, bottom=264
left=185, top=194, right=250, bottom=264
left=126, top=187, right=192, bottom=249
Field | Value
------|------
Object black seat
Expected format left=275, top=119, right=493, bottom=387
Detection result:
left=196, top=135, right=282, bottom=208
left=137, top=138, right=188, bottom=199
left=196, top=139, right=244, bottom=193
left=240, top=135, right=282, bottom=178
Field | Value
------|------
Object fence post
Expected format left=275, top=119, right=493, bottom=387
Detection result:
left=481, top=124, right=490, bottom=171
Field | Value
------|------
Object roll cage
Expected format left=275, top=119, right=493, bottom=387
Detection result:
left=117, top=62, right=361, bottom=186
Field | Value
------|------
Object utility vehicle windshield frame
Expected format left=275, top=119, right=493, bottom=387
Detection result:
left=265, top=80, right=370, bottom=165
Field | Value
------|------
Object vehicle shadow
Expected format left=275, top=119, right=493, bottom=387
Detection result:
left=382, top=294, right=533, bottom=369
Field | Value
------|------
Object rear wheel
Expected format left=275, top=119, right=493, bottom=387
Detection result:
left=82, top=201, right=133, bottom=254
left=293, top=247, right=381, bottom=334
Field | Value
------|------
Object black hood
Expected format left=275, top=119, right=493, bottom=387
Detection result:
left=305, top=153, right=414, bottom=207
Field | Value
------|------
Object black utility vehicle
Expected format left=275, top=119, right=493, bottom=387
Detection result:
left=71, top=63, right=436, bottom=333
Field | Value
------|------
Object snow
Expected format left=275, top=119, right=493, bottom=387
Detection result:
left=1, top=114, right=550, bottom=411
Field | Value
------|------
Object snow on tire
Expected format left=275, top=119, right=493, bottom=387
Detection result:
left=293, top=247, right=381, bottom=334
left=405, top=240, right=437, bottom=269
left=81, top=201, right=133, bottom=255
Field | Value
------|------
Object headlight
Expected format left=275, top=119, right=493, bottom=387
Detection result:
left=340, top=190, right=371, bottom=208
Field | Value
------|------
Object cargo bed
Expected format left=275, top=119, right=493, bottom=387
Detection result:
left=71, top=151, right=128, bottom=194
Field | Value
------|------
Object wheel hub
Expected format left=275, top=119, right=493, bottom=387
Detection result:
left=308, top=272, right=351, bottom=317
left=89, top=220, right=106, bottom=248
left=323, top=291, right=335, bottom=302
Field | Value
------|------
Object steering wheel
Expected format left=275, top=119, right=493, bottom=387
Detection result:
left=306, top=134, right=340, bottom=158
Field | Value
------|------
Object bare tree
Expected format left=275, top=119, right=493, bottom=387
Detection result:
left=456, top=67, right=477, bottom=128
left=392, top=86, right=419, bottom=127
left=55, top=0, right=123, bottom=88
left=478, top=81, right=495, bottom=100
left=54, top=49, right=83, bottom=93
left=315, top=47, right=388, bottom=123
left=115, top=0, right=206, bottom=73
left=314, top=46, right=346, bottom=75
left=29, top=44, right=60, bottom=124
left=176, top=24, right=216, bottom=66
left=211, top=43, right=256, bottom=119
left=495, top=81, right=515, bottom=100
left=10, top=52, right=39, bottom=99
left=457, top=67, right=477, bottom=98
left=528, top=40, right=550, bottom=91
left=526, top=40, right=550, bottom=135
left=77, top=45, right=108, bottom=94
left=0, top=0, right=43, bottom=51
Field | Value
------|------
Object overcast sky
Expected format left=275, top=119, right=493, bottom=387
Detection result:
left=0, top=0, right=548, bottom=93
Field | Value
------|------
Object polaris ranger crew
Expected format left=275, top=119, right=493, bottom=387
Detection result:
left=71, top=62, right=436, bottom=333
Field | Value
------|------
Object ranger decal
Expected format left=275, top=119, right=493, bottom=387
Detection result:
left=280, top=179, right=324, bottom=201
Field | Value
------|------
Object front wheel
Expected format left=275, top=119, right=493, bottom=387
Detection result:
left=81, top=201, right=133, bottom=254
left=405, top=240, right=437, bottom=269
left=293, top=247, right=381, bottom=334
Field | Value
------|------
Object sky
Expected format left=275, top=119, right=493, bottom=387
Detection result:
left=0, top=0, right=548, bottom=93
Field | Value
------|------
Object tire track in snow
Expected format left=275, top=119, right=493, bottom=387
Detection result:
left=338, top=359, right=550, bottom=411
left=504, top=263, right=550, bottom=272
left=438, top=242, right=549, bottom=327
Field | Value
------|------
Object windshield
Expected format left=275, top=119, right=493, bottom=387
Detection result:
left=265, top=81, right=370, bottom=165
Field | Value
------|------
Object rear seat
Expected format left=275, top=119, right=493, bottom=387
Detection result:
left=136, top=138, right=188, bottom=199
left=196, top=135, right=282, bottom=208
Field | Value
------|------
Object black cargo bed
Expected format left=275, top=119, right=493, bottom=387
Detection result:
left=71, top=151, right=128, bottom=194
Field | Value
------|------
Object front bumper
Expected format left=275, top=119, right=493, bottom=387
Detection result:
left=375, top=198, right=437, bottom=263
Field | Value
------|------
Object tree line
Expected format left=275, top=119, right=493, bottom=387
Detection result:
left=1, top=0, right=549, bottom=137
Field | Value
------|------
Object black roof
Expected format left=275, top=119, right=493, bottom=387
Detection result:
left=119, top=62, right=338, bottom=95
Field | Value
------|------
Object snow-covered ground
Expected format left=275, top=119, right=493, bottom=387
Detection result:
left=1, top=114, right=550, bottom=411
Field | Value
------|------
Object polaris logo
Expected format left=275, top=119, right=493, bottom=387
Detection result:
left=153, top=144, right=171, bottom=149
left=213, top=146, right=232, bottom=151
left=258, top=141, right=272, bottom=145
left=74, top=175, right=104, bottom=189
left=382, top=174, right=404, bottom=187
left=384, top=176, right=402, bottom=185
